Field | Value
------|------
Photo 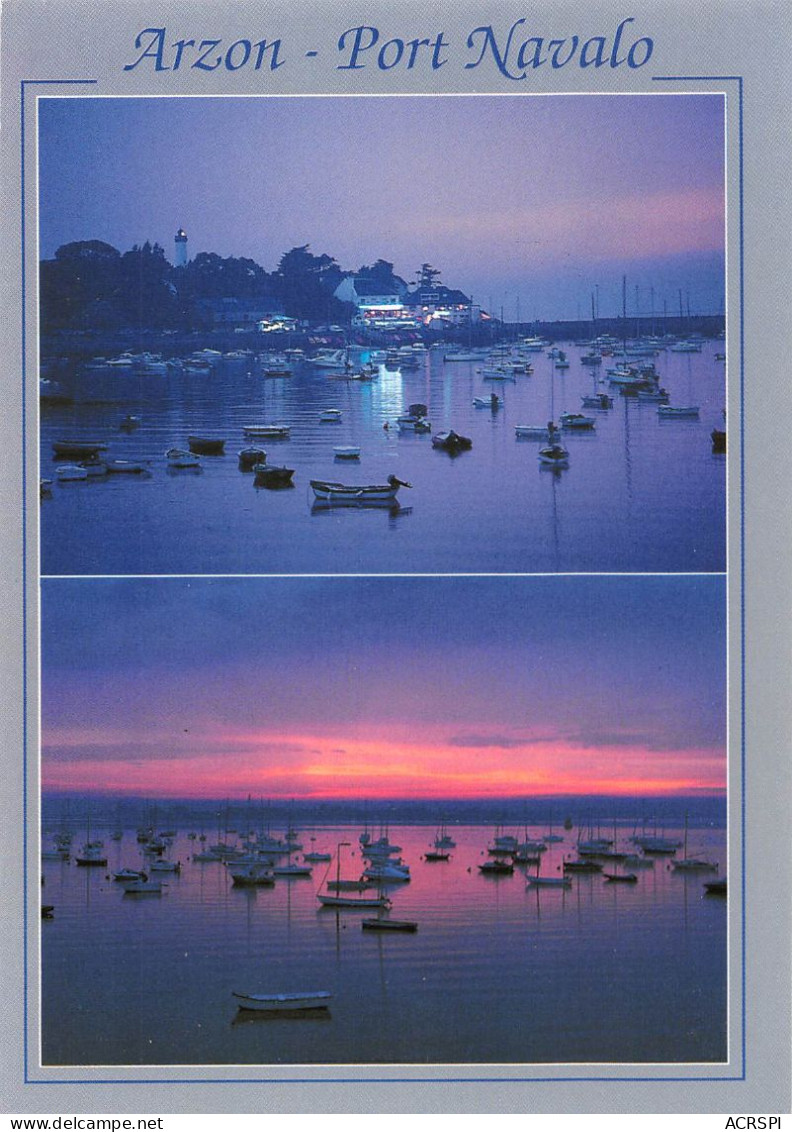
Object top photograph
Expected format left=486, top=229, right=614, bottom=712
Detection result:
left=38, top=93, right=727, bottom=576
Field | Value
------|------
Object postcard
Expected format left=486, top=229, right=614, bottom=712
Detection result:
left=1, top=0, right=790, bottom=1118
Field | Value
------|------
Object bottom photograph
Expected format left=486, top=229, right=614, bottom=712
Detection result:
left=38, top=574, right=728, bottom=1068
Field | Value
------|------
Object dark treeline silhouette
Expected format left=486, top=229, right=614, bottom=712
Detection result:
left=40, top=239, right=354, bottom=333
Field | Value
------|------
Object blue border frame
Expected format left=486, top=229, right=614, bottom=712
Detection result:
left=22, top=77, right=744, bottom=1088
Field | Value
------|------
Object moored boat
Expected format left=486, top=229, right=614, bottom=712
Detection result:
left=166, top=448, right=201, bottom=469
left=538, top=443, right=569, bottom=467
left=658, top=405, right=700, bottom=419
left=52, top=440, right=108, bottom=459
left=55, top=464, right=89, bottom=482
left=188, top=436, right=225, bottom=455
left=253, top=463, right=295, bottom=487
left=310, top=475, right=410, bottom=502
left=242, top=424, right=291, bottom=438
left=362, top=916, right=418, bottom=932
left=560, top=412, right=596, bottom=430
left=232, top=990, right=332, bottom=1012
left=432, top=430, right=472, bottom=453
left=238, top=446, right=266, bottom=470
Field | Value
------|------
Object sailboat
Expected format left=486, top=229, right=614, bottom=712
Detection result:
left=538, top=352, right=568, bottom=468
left=317, top=842, right=390, bottom=908
left=672, top=812, right=719, bottom=873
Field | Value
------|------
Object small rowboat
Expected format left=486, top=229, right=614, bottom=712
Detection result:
left=333, top=446, right=361, bottom=460
left=658, top=405, right=700, bottom=419
left=527, top=877, right=572, bottom=888
left=538, top=443, right=569, bottom=467
left=105, top=460, right=149, bottom=474
left=319, top=409, right=342, bottom=422
left=55, top=464, right=89, bottom=482
left=188, top=435, right=225, bottom=455
left=232, top=990, right=332, bottom=1012
left=121, top=877, right=163, bottom=894
left=310, top=475, right=411, bottom=502
left=473, top=395, right=501, bottom=409
left=238, top=446, right=266, bottom=470
left=52, top=440, right=108, bottom=459
left=166, top=448, right=201, bottom=468
left=242, top=424, right=291, bottom=438
left=253, top=463, right=294, bottom=487
left=603, top=872, right=638, bottom=883
left=362, top=917, right=418, bottom=932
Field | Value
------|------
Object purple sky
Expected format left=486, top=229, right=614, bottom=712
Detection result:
left=41, top=576, right=727, bottom=799
left=37, top=94, right=725, bottom=322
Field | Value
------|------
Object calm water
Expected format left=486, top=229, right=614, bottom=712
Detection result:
left=40, top=343, right=726, bottom=575
left=40, top=821, right=727, bottom=1067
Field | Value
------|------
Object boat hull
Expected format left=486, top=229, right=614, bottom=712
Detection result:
left=233, top=991, right=332, bottom=1012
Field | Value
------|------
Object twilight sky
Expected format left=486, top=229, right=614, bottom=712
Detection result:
left=37, top=94, right=725, bottom=322
left=41, top=576, right=726, bottom=800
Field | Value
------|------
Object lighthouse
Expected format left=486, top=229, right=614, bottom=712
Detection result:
left=174, top=227, right=188, bottom=267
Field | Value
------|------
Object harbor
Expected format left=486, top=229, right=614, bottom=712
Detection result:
left=40, top=812, right=727, bottom=1067
left=40, top=335, right=725, bottom=575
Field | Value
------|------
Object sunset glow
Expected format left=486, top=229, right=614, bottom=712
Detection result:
left=41, top=577, right=727, bottom=801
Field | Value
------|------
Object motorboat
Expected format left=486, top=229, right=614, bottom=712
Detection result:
left=333, top=446, right=361, bottom=460
left=112, top=868, right=145, bottom=882
left=473, top=395, right=501, bottom=409
left=603, top=872, right=638, bottom=883
left=515, top=424, right=551, bottom=439
left=310, top=475, right=410, bottom=502
left=396, top=415, right=431, bottom=433
left=319, top=409, right=342, bottom=422
left=581, top=393, right=613, bottom=410
left=527, top=876, right=572, bottom=888
left=232, top=990, right=332, bottom=1012
left=432, top=430, right=472, bottom=453
left=560, top=413, right=596, bottom=430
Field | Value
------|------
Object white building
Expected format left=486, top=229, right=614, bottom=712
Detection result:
left=174, top=227, right=188, bottom=267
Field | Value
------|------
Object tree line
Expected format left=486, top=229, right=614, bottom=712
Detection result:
left=39, top=240, right=405, bottom=333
